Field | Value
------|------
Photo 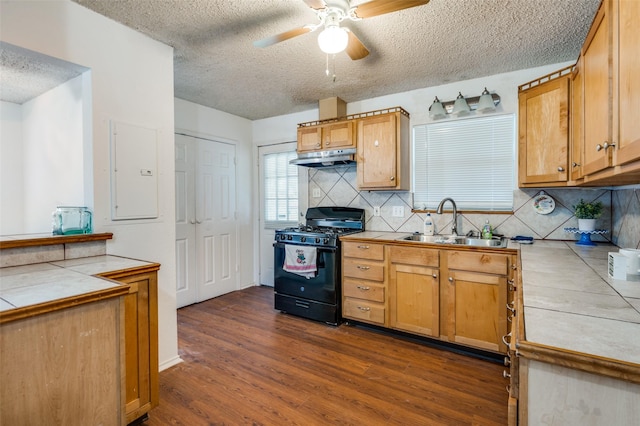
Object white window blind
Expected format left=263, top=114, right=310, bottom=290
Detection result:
left=263, top=150, right=299, bottom=227
left=413, top=114, right=515, bottom=211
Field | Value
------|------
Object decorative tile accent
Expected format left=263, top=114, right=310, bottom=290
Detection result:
left=308, top=169, right=638, bottom=248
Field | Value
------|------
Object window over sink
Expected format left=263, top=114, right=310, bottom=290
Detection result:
left=412, top=114, right=515, bottom=211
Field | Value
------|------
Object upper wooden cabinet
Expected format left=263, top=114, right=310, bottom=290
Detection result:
left=612, top=0, right=640, bottom=168
left=570, top=57, right=585, bottom=182
left=518, top=68, right=571, bottom=187
left=582, top=0, right=612, bottom=176
left=356, top=109, right=410, bottom=190
left=296, top=120, right=355, bottom=153
left=581, top=0, right=640, bottom=183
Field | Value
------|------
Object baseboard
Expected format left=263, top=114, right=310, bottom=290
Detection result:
left=159, top=355, right=183, bottom=372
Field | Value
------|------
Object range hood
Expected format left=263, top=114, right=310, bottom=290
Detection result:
left=289, top=148, right=356, bottom=168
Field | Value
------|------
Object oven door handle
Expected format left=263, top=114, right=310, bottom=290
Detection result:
left=274, top=242, right=337, bottom=253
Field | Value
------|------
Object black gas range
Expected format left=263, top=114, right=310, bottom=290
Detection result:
left=273, top=207, right=365, bottom=325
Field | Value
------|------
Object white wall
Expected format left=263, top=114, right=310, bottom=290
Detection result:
left=253, top=61, right=575, bottom=147
left=174, top=98, right=255, bottom=289
left=22, top=75, right=85, bottom=232
left=0, top=0, right=179, bottom=369
left=0, top=101, right=24, bottom=235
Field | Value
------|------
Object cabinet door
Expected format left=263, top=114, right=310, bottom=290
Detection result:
left=322, top=121, right=354, bottom=150
left=613, top=0, right=640, bottom=166
left=570, top=58, right=584, bottom=181
left=389, top=262, right=439, bottom=337
left=297, top=125, right=322, bottom=153
left=357, top=113, right=398, bottom=189
left=518, top=76, right=570, bottom=185
left=582, top=1, right=613, bottom=175
left=446, top=269, right=508, bottom=353
left=113, top=271, right=159, bottom=424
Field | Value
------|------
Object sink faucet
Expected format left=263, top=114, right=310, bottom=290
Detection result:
left=436, top=198, right=458, bottom=236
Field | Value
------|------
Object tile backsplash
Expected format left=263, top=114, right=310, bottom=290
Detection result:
left=307, top=165, right=639, bottom=249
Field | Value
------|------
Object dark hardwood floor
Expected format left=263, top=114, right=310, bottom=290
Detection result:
left=146, top=286, right=508, bottom=425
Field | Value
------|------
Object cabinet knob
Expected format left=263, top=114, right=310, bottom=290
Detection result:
left=448, top=277, right=453, bottom=282
left=557, top=166, right=565, bottom=172
left=432, top=274, right=437, bottom=279
left=503, top=370, right=511, bottom=379
left=572, top=162, right=581, bottom=167
left=390, top=176, right=395, bottom=181
left=603, top=142, right=616, bottom=150
left=316, top=142, right=321, bottom=148
left=326, top=141, right=330, bottom=146
left=504, top=356, right=511, bottom=367
left=596, top=143, right=603, bottom=151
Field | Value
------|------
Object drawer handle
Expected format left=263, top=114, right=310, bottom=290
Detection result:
left=357, top=265, right=370, bottom=270
left=503, top=370, right=511, bottom=379
left=357, top=245, right=370, bottom=249
left=502, top=332, right=512, bottom=346
left=357, top=306, right=371, bottom=312
left=356, top=285, right=371, bottom=291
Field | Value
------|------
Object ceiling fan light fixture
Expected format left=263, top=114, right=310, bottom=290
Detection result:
left=318, top=25, right=348, bottom=54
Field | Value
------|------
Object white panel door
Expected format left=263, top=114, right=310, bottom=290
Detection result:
left=175, top=134, right=237, bottom=308
left=175, top=136, right=197, bottom=307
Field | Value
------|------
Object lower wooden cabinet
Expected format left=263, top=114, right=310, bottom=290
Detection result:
left=342, top=242, right=387, bottom=326
left=342, top=239, right=517, bottom=355
left=102, top=266, right=159, bottom=425
left=389, top=245, right=440, bottom=337
left=446, top=250, right=510, bottom=353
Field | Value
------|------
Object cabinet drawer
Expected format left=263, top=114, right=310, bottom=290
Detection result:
left=343, top=278, right=385, bottom=303
left=342, top=242, right=384, bottom=261
left=389, top=245, right=439, bottom=267
left=447, top=251, right=509, bottom=275
left=343, top=298, right=385, bottom=325
left=343, top=259, right=384, bottom=281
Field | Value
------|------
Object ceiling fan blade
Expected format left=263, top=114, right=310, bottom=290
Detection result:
left=353, top=0, right=430, bottom=19
left=303, top=0, right=326, bottom=10
left=253, top=27, right=313, bottom=48
left=346, top=30, right=369, bottom=60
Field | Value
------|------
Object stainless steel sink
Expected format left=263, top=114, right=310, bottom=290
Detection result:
left=402, top=234, right=466, bottom=244
left=400, top=234, right=508, bottom=248
left=465, top=237, right=508, bottom=248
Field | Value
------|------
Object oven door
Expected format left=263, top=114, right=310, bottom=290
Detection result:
left=273, top=241, right=339, bottom=305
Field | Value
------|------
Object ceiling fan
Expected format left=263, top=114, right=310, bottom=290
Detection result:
left=253, top=0, right=430, bottom=60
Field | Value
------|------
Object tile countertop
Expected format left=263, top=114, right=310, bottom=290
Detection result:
left=0, top=255, right=154, bottom=313
left=519, top=240, right=640, bottom=366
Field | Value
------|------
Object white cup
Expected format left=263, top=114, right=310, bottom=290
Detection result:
left=619, top=248, right=640, bottom=275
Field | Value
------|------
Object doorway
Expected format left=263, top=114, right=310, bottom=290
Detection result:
left=175, top=133, right=238, bottom=308
left=258, top=142, right=307, bottom=287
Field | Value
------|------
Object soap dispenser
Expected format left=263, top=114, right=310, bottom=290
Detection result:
left=424, top=213, right=434, bottom=236
left=481, top=220, right=492, bottom=239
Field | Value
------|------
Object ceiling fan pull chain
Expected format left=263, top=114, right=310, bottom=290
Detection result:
left=332, top=54, right=337, bottom=82
left=326, top=53, right=330, bottom=76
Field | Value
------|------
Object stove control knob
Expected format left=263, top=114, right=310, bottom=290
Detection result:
left=315, top=237, right=321, bottom=244
left=287, top=235, right=292, bottom=240
left=323, top=238, right=329, bottom=244
left=301, top=236, right=306, bottom=242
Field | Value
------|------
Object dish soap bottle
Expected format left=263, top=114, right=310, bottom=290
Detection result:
left=481, top=220, right=493, bottom=239
left=423, top=213, right=434, bottom=236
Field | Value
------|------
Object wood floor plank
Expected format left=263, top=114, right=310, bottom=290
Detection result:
left=146, top=286, right=507, bottom=425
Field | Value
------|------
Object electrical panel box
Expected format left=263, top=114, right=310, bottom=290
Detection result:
left=110, top=121, right=158, bottom=220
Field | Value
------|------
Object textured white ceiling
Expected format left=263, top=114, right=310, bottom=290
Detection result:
left=63, top=0, right=600, bottom=120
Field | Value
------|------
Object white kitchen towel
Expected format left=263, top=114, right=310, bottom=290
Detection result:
left=283, top=244, right=317, bottom=279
